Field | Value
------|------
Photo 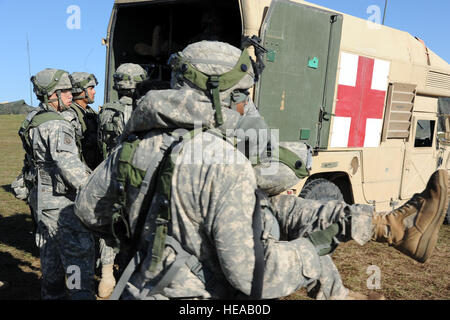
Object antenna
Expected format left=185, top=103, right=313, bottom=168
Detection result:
left=382, top=0, right=388, bottom=25
left=26, top=33, right=33, bottom=106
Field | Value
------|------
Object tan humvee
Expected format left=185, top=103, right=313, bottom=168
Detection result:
left=105, top=0, right=450, bottom=216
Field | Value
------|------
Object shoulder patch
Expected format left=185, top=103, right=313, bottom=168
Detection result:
left=57, top=125, right=77, bottom=153
left=64, top=133, right=73, bottom=145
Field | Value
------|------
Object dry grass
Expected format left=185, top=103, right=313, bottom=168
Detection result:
left=0, top=114, right=449, bottom=300
left=0, top=115, right=41, bottom=300
left=285, top=225, right=450, bottom=300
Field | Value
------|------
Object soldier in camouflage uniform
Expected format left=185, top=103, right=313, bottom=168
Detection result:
left=63, top=72, right=102, bottom=170
left=98, top=63, right=148, bottom=158
left=96, top=63, right=148, bottom=297
left=20, top=68, right=95, bottom=300
left=61, top=72, right=116, bottom=299
left=74, top=42, right=448, bottom=300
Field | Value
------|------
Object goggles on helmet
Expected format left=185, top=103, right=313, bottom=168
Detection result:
left=168, top=48, right=253, bottom=126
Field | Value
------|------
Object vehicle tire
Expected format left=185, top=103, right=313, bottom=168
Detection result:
left=299, top=178, right=344, bottom=202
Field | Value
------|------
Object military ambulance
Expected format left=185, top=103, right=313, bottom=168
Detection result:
left=104, top=0, right=450, bottom=217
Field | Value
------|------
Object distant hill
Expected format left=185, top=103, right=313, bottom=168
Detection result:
left=0, top=100, right=35, bottom=115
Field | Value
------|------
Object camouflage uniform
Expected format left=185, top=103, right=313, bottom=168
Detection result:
left=96, top=64, right=147, bottom=297
left=62, top=73, right=115, bottom=274
left=98, top=63, right=147, bottom=158
left=26, top=103, right=95, bottom=299
left=63, top=105, right=117, bottom=266
left=75, top=41, right=446, bottom=300
left=97, top=63, right=147, bottom=278
left=74, top=42, right=375, bottom=299
left=23, top=69, right=95, bottom=300
left=11, top=173, right=28, bottom=200
left=98, top=95, right=133, bottom=153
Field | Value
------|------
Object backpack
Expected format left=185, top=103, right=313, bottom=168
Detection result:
left=98, top=102, right=126, bottom=159
left=108, top=128, right=310, bottom=300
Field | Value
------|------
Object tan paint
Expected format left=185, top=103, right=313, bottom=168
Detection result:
left=401, top=112, right=438, bottom=199
left=414, top=95, right=438, bottom=113
left=236, top=0, right=450, bottom=211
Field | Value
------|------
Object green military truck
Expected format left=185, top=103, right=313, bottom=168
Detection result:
left=103, top=0, right=450, bottom=219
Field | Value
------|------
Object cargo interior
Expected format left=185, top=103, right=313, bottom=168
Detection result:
left=109, top=0, right=242, bottom=95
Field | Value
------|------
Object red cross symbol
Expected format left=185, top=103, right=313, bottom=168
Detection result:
left=335, top=56, right=387, bottom=147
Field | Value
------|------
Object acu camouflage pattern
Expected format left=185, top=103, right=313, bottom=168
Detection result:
left=11, top=173, right=28, bottom=200
left=98, top=238, right=116, bottom=266
left=172, top=41, right=255, bottom=95
left=113, top=63, right=147, bottom=91
left=75, top=128, right=375, bottom=299
left=23, top=102, right=95, bottom=299
left=98, top=96, right=133, bottom=157
left=31, top=68, right=72, bottom=98
left=61, top=103, right=114, bottom=266
left=70, top=72, right=98, bottom=95
left=36, top=206, right=95, bottom=300
left=98, top=62, right=147, bottom=158
left=75, top=82, right=376, bottom=300
left=25, top=103, right=90, bottom=209
left=169, top=41, right=312, bottom=195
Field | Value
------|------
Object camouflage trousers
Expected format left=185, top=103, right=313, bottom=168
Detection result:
left=35, top=205, right=95, bottom=300
left=270, top=196, right=375, bottom=299
left=97, top=238, right=116, bottom=267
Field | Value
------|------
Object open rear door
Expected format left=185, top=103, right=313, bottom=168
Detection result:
left=255, top=0, right=342, bottom=148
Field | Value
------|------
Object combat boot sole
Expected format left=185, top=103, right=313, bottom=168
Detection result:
left=396, top=170, right=448, bottom=263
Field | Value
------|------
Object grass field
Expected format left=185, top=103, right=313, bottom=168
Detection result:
left=0, top=114, right=448, bottom=300
left=0, top=115, right=41, bottom=299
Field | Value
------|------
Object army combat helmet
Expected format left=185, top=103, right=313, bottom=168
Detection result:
left=70, top=72, right=98, bottom=104
left=113, top=63, right=148, bottom=92
left=31, top=68, right=72, bottom=109
left=168, top=41, right=255, bottom=126
left=168, top=41, right=310, bottom=195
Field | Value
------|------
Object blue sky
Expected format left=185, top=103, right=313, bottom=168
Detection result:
left=0, top=0, right=114, bottom=110
left=0, top=0, right=449, bottom=111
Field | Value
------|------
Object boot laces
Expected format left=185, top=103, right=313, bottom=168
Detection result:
left=393, top=193, right=424, bottom=217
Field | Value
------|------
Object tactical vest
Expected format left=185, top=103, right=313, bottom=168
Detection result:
left=98, top=102, right=127, bottom=159
left=18, top=109, right=67, bottom=190
left=69, top=104, right=102, bottom=169
left=109, top=128, right=310, bottom=300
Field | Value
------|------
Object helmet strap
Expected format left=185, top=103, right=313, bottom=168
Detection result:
left=171, top=48, right=253, bottom=127
left=56, top=90, right=69, bottom=111
left=44, top=94, right=59, bottom=105
left=73, top=88, right=94, bottom=104
left=207, top=76, right=223, bottom=126
left=85, top=88, right=94, bottom=104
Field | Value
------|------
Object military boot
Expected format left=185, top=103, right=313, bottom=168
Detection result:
left=372, top=169, right=449, bottom=263
left=98, top=264, right=116, bottom=299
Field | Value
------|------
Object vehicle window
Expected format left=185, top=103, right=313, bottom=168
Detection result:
left=414, top=120, right=435, bottom=147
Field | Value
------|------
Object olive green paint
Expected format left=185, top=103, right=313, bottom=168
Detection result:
left=255, top=0, right=342, bottom=149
